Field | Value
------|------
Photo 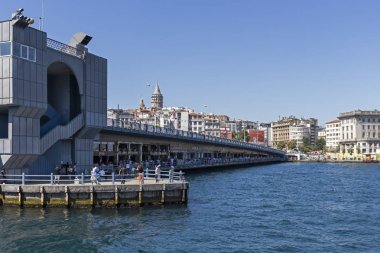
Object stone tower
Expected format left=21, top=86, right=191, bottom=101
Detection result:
left=151, top=84, right=163, bottom=110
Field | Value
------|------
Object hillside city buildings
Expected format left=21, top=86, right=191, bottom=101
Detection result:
left=107, top=86, right=380, bottom=161
left=108, top=85, right=266, bottom=144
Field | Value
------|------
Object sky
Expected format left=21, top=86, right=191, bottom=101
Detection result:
left=2, top=0, right=380, bottom=125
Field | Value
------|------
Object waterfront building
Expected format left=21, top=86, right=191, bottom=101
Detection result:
left=338, top=110, right=380, bottom=160
left=271, top=117, right=299, bottom=147
left=0, top=12, right=107, bottom=174
left=325, top=120, right=340, bottom=152
left=271, top=117, right=318, bottom=148
left=317, top=127, right=326, bottom=141
left=289, top=124, right=309, bottom=148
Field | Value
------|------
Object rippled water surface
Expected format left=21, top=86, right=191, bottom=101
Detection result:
left=1, top=162, right=380, bottom=252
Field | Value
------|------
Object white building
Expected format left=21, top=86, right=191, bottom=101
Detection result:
left=189, top=113, right=205, bottom=134
left=325, top=119, right=340, bottom=151
left=338, top=110, right=380, bottom=159
left=317, top=127, right=326, bottom=140
left=289, top=124, right=309, bottom=147
left=204, top=117, right=221, bottom=137
left=258, top=123, right=271, bottom=146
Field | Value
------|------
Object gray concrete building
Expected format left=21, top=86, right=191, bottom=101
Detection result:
left=0, top=11, right=107, bottom=174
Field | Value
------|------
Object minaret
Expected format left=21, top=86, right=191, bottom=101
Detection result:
left=151, top=83, right=163, bottom=110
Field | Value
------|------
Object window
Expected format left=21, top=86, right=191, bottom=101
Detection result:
left=13, top=42, right=36, bottom=62
left=28, top=47, right=36, bottom=61
left=0, top=42, right=11, bottom=56
left=21, top=45, right=28, bottom=59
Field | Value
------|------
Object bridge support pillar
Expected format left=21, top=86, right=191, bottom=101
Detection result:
left=139, top=144, right=143, bottom=162
left=116, top=142, right=120, bottom=166
left=128, top=143, right=131, bottom=160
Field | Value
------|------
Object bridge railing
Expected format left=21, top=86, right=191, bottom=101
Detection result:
left=107, top=119, right=285, bottom=155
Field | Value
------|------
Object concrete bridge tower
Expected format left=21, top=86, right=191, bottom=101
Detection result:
left=0, top=10, right=107, bottom=174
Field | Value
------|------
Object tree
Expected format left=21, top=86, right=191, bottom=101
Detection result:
left=277, top=141, right=286, bottom=149
left=300, top=145, right=313, bottom=153
left=287, top=140, right=297, bottom=150
left=315, top=138, right=326, bottom=151
left=302, top=137, right=310, bottom=146
left=232, top=130, right=249, bottom=142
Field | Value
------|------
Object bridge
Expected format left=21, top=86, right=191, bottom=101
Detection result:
left=95, top=121, right=286, bottom=169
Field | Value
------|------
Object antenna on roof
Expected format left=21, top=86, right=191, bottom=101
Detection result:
left=39, top=0, right=44, bottom=30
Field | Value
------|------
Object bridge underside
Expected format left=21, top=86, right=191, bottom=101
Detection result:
left=97, top=131, right=285, bottom=165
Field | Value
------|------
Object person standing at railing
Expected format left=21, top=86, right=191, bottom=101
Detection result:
left=137, top=164, right=143, bottom=184
left=155, top=164, right=161, bottom=183
left=91, top=164, right=100, bottom=185
left=0, top=168, right=6, bottom=184
left=119, top=166, right=126, bottom=184
left=53, top=165, right=61, bottom=185
left=169, top=166, right=174, bottom=183
left=126, top=160, right=131, bottom=174
left=72, top=163, right=77, bottom=176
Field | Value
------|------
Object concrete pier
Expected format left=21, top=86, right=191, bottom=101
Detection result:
left=0, top=179, right=189, bottom=208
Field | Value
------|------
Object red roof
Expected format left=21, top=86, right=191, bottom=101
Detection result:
left=326, top=119, right=340, bottom=124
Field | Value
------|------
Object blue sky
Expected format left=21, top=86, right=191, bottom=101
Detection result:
left=2, top=0, right=380, bottom=125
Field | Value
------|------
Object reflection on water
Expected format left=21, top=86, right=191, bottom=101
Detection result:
left=1, top=162, right=380, bottom=252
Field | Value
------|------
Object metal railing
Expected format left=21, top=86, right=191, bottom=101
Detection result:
left=0, top=170, right=185, bottom=186
left=106, top=120, right=285, bottom=156
left=47, top=38, right=85, bottom=59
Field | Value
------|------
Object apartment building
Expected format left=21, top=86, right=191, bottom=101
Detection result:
left=338, top=110, right=380, bottom=158
left=325, top=119, right=340, bottom=151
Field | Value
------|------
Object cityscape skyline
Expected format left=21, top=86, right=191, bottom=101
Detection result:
left=2, top=1, right=380, bottom=124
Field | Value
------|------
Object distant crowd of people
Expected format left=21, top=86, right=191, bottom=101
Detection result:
left=53, top=161, right=77, bottom=184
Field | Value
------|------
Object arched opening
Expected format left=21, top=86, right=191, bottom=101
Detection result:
left=40, top=62, right=81, bottom=136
